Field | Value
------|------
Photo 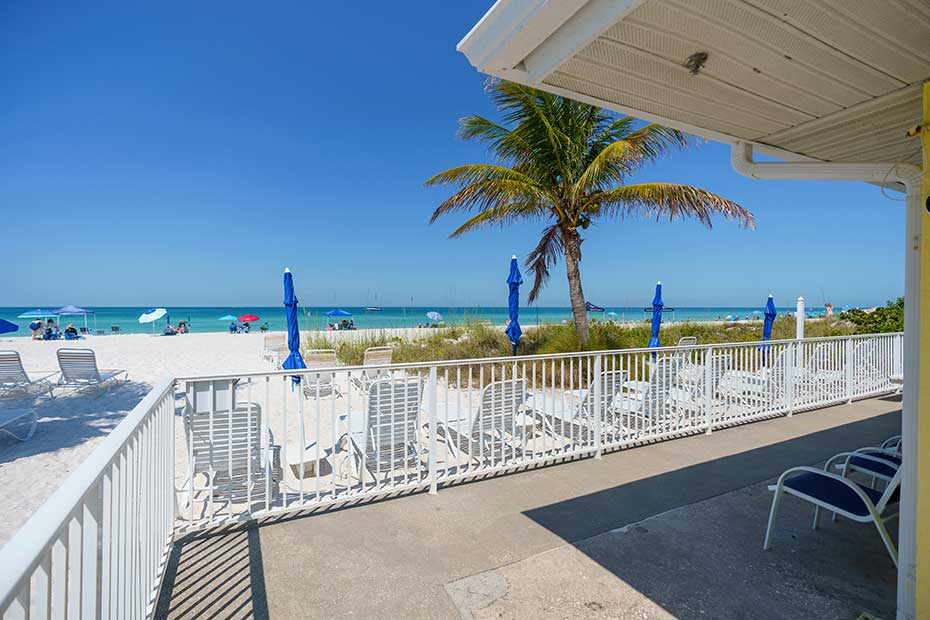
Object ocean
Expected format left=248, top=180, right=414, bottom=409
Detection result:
left=0, top=305, right=827, bottom=337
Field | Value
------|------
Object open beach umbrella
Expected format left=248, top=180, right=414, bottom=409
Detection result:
left=17, top=309, right=57, bottom=319
left=325, top=309, right=352, bottom=318
left=238, top=314, right=260, bottom=322
left=426, top=311, right=444, bottom=323
left=648, top=282, right=664, bottom=348
left=504, top=255, right=523, bottom=355
left=0, top=319, right=18, bottom=335
left=281, top=268, right=306, bottom=384
left=217, top=314, right=237, bottom=321
left=55, top=305, right=95, bottom=330
left=139, top=307, right=167, bottom=334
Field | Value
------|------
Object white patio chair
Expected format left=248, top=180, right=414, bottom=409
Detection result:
left=301, top=349, right=342, bottom=399
left=537, top=369, right=628, bottom=444
left=717, top=347, right=787, bottom=411
left=0, top=407, right=38, bottom=441
left=667, top=352, right=732, bottom=416
left=612, top=356, right=682, bottom=437
left=0, top=351, right=53, bottom=398
left=261, top=334, right=287, bottom=364
left=178, top=380, right=280, bottom=515
left=340, top=376, right=424, bottom=484
left=53, top=348, right=127, bottom=395
left=351, top=346, right=394, bottom=392
left=435, top=377, right=531, bottom=465
left=764, top=457, right=901, bottom=566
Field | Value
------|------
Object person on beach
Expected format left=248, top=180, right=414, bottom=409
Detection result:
left=242, top=322, right=251, bottom=333
left=260, top=322, right=269, bottom=333
left=45, top=319, right=60, bottom=340
left=177, top=320, right=189, bottom=334
left=64, top=323, right=79, bottom=339
left=29, top=320, right=44, bottom=340
left=229, top=321, right=237, bottom=333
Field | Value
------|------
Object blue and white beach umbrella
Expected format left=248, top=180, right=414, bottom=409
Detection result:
left=504, top=255, right=523, bottom=355
left=762, top=295, right=777, bottom=341
left=17, top=309, right=56, bottom=319
left=648, top=282, right=664, bottom=349
left=426, top=311, right=444, bottom=323
left=281, top=268, right=306, bottom=384
left=0, top=318, right=18, bottom=335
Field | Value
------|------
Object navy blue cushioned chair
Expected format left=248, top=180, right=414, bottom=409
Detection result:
left=764, top=453, right=901, bottom=566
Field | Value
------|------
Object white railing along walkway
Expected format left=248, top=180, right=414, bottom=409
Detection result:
left=0, top=333, right=903, bottom=619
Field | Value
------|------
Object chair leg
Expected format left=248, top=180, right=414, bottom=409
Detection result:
left=874, top=518, right=899, bottom=568
left=812, top=505, right=821, bottom=531
left=763, top=488, right=783, bottom=550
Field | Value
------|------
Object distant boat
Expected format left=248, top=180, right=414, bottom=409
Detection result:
left=366, top=307, right=383, bottom=312
left=584, top=301, right=605, bottom=312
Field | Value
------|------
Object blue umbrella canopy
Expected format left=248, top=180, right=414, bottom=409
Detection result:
left=17, top=309, right=56, bottom=319
left=0, top=319, right=18, bottom=335
left=648, top=282, right=663, bottom=348
left=426, top=311, right=444, bottom=323
left=55, top=305, right=94, bottom=315
left=762, top=295, right=777, bottom=341
left=504, top=255, right=523, bottom=352
left=138, top=308, right=167, bottom=324
left=281, top=268, right=306, bottom=383
left=326, top=309, right=352, bottom=317
left=217, top=314, right=237, bottom=321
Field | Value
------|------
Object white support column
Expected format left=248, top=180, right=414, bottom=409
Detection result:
left=796, top=297, right=805, bottom=340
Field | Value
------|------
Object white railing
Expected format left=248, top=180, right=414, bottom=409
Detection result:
left=172, top=332, right=902, bottom=531
left=0, top=380, right=176, bottom=620
left=0, top=333, right=903, bottom=619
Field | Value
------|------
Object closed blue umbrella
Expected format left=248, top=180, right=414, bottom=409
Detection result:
left=648, top=282, right=663, bottom=348
left=504, top=255, right=523, bottom=355
left=0, top=319, right=18, bottom=335
left=762, top=295, right=777, bottom=341
left=281, top=268, right=306, bottom=383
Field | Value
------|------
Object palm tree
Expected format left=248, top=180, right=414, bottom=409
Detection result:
left=426, top=80, right=754, bottom=346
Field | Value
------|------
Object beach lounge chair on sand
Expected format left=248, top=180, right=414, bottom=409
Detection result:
left=666, top=352, right=732, bottom=417
left=0, top=407, right=38, bottom=441
left=301, top=349, right=342, bottom=399
left=0, top=351, right=54, bottom=398
left=261, top=334, right=287, bottom=364
left=178, top=380, right=280, bottom=515
left=351, top=346, right=393, bottom=392
left=611, top=356, right=682, bottom=439
left=339, top=376, right=424, bottom=484
left=434, top=378, right=534, bottom=465
left=540, top=370, right=628, bottom=444
left=764, top=453, right=901, bottom=566
left=53, top=348, right=127, bottom=395
left=717, top=348, right=787, bottom=411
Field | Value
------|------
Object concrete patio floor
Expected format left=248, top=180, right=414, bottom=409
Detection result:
left=155, top=394, right=901, bottom=620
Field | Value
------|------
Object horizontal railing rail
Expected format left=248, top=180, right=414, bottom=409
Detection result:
left=0, top=332, right=904, bottom=619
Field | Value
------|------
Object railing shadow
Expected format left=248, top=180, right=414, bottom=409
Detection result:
left=155, top=524, right=269, bottom=620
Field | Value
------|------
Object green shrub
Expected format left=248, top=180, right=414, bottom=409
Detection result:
left=839, top=298, right=904, bottom=334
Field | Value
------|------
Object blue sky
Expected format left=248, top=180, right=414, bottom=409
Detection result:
left=0, top=1, right=905, bottom=309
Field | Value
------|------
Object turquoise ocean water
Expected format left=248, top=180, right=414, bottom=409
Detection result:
left=0, top=305, right=827, bottom=337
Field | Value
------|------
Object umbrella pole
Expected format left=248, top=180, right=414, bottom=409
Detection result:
left=512, top=343, right=517, bottom=356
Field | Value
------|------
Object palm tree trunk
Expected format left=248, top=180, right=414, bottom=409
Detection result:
left=562, top=228, right=590, bottom=347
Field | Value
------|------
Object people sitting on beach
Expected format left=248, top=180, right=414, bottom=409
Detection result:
left=163, top=324, right=177, bottom=336
left=348, top=319, right=356, bottom=330
left=44, top=319, right=60, bottom=340
left=177, top=320, right=189, bottom=334
left=260, top=322, right=269, bottom=333
left=29, top=320, right=45, bottom=340
left=229, top=321, right=237, bottom=333
left=340, top=319, right=349, bottom=330
left=242, top=322, right=251, bottom=333
left=64, top=323, right=79, bottom=340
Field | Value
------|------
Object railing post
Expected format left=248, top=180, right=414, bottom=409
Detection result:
left=593, top=354, right=602, bottom=459
left=704, top=346, right=714, bottom=434
left=845, top=337, right=855, bottom=402
left=428, top=366, right=438, bottom=495
left=785, top=342, right=795, bottom=416
left=796, top=296, right=805, bottom=339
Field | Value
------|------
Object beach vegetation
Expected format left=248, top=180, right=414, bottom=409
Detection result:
left=426, top=80, right=754, bottom=347
left=840, top=298, right=904, bottom=333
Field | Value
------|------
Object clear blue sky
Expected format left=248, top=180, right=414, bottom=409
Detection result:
left=0, top=1, right=905, bottom=309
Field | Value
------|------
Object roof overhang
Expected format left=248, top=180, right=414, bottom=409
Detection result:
left=459, top=0, right=930, bottom=169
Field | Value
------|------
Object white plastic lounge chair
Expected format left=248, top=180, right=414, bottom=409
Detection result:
left=351, top=346, right=393, bottom=392
left=0, top=407, right=38, bottom=441
left=0, top=351, right=53, bottom=398
left=667, top=352, right=732, bottom=416
left=764, top=455, right=901, bottom=566
left=612, top=356, right=682, bottom=437
left=540, top=370, right=628, bottom=443
left=301, top=349, right=342, bottom=398
left=54, top=348, right=127, bottom=395
left=717, top=347, right=787, bottom=410
left=261, top=334, right=287, bottom=364
left=178, top=380, right=280, bottom=514
left=801, top=342, right=846, bottom=397
left=340, top=376, right=424, bottom=483
left=850, top=339, right=889, bottom=393
left=435, top=378, right=531, bottom=465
